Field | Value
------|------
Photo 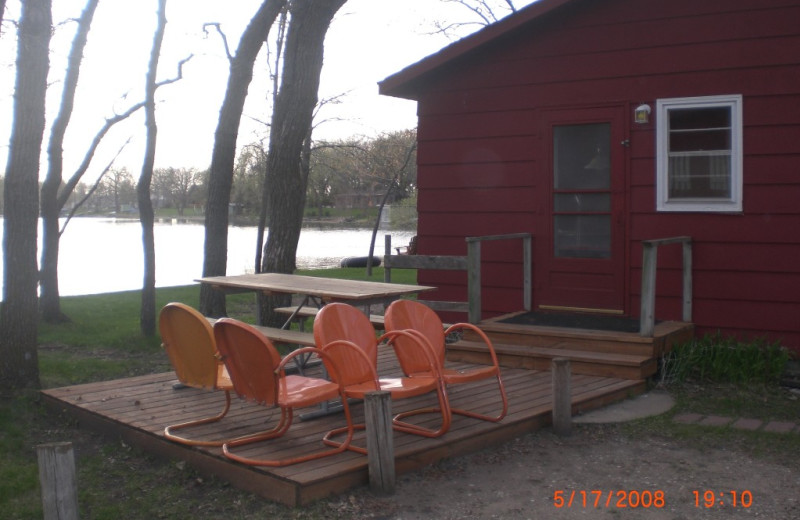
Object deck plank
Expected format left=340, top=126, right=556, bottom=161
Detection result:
left=41, top=353, right=645, bottom=506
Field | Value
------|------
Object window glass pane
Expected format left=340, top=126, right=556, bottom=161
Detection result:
left=554, top=215, right=611, bottom=258
left=667, top=105, right=732, bottom=200
left=669, top=107, right=730, bottom=130
left=669, top=129, right=730, bottom=152
left=668, top=154, right=731, bottom=198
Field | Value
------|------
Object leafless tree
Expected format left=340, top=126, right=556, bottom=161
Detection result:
left=1, top=0, right=52, bottom=391
left=40, top=0, right=99, bottom=323
left=200, top=0, right=288, bottom=318
left=137, top=0, right=167, bottom=336
left=259, top=0, right=348, bottom=326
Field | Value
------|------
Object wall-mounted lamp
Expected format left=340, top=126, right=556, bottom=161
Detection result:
left=634, top=104, right=651, bottom=124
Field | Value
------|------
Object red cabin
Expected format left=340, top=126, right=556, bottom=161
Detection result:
left=380, top=0, right=800, bottom=353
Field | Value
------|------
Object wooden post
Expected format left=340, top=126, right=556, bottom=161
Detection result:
left=466, top=239, right=481, bottom=323
left=640, top=241, right=657, bottom=337
left=552, top=358, right=572, bottom=436
left=364, top=391, right=395, bottom=494
left=37, top=442, right=79, bottom=520
left=682, top=239, right=693, bottom=322
left=522, top=234, right=532, bottom=312
left=384, top=235, right=392, bottom=283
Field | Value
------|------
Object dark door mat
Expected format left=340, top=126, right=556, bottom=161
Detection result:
left=499, top=311, right=646, bottom=333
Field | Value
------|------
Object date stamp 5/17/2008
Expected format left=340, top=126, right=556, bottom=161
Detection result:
left=553, top=490, right=753, bottom=509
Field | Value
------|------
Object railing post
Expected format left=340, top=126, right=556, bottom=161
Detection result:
left=682, top=239, right=693, bottom=323
left=551, top=358, right=572, bottom=436
left=522, top=235, right=532, bottom=312
left=365, top=391, right=395, bottom=495
left=467, top=239, right=481, bottom=323
left=640, top=242, right=657, bottom=337
left=384, top=234, right=392, bottom=283
left=37, top=442, right=79, bottom=520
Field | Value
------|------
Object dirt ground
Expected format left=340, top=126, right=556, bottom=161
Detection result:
left=323, top=421, right=800, bottom=520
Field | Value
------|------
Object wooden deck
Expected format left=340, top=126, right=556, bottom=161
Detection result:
left=41, top=349, right=645, bottom=507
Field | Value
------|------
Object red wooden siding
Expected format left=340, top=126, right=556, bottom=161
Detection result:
left=388, top=0, right=800, bottom=351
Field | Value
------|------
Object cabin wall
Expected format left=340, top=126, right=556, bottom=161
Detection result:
left=412, top=0, right=800, bottom=349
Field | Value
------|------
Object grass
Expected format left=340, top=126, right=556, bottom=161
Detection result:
left=2, top=266, right=798, bottom=518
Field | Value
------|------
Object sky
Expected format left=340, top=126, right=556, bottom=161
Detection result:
left=0, top=0, right=529, bottom=182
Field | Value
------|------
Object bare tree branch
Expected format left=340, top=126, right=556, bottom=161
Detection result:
left=59, top=138, right=132, bottom=236
left=57, top=55, right=192, bottom=210
left=434, top=0, right=521, bottom=38
left=203, top=22, right=233, bottom=61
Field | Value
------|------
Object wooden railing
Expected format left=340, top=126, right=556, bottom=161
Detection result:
left=640, top=236, right=692, bottom=337
left=385, top=233, right=532, bottom=323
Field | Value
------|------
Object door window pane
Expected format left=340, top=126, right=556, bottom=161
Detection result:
left=554, top=215, right=611, bottom=259
left=553, top=123, right=612, bottom=259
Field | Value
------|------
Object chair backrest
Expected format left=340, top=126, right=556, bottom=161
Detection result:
left=385, top=299, right=447, bottom=374
left=159, top=303, right=220, bottom=390
left=213, top=318, right=282, bottom=406
left=314, top=303, right=378, bottom=365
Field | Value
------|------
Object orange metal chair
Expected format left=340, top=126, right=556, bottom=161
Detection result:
left=159, top=302, right=235, bottom=447
left=384, top=299, right=508, bottom=423
left=213, top=318, right=355, bottom=467
left=313, top=302, right=451, bottom=453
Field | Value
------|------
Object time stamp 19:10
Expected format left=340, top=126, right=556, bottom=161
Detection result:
left=553, top=489, right=753, bottom=509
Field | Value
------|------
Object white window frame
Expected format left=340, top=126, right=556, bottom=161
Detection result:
left=656, top=94, right=743, bottom=212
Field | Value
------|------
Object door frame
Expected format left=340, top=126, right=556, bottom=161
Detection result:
left=534, top=104, right=629, bottom=314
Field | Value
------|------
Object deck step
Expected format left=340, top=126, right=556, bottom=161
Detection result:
left=467, top=319, right=694, bottom=358
left=447, top=340, right=658, bottom=380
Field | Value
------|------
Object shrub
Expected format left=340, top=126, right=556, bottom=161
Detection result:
left=660, top=332, right=790, bottom=385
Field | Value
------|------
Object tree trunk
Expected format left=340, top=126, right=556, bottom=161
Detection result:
left=259, top=0, right=347, bottom=326
left=40, top=0, right=99, bottom=323
left=138, top=0, right=167, bottom=336
left=1, top=0, right=52, bottom=391
left=200, top=0, right=287, bottom=318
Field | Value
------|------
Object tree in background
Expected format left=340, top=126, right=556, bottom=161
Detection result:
left=99, top=167, right=136, bottom=213
left=1, top=0, right=52, bottom=391
left=307, top=129, right=417, bottom=212
left=153, top=167, right=201, bottom=215
left=200, top=0, right=287, bottom=318
left=230, top=144, right=266, bottom=219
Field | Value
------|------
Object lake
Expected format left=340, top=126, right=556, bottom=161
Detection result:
left=0, top=218, right=415, bottom=296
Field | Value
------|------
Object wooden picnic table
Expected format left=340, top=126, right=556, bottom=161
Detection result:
left=196, top=272, right=434, bottom=307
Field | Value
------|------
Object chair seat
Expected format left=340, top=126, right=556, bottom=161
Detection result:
left=280, top=375, right=341, bottom=408
left=442, top=365, right=499, bottom=385
left=343, top=376, right=439, bottom=400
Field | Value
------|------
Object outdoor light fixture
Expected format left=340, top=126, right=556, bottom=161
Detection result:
left=634, top=103, right=651, bottom=124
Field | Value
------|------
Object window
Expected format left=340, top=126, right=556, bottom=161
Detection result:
left=656, top=95, right=742, bottom=212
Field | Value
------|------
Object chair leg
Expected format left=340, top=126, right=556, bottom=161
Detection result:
left=450, top=375, right=508, bottom=423
left=164, top=391, right=234, bottom=447
left=323, top=424, right=367, bottom=454
left=223, top=399, right=356, bottom=467
left=391, top=383, right=452, bottom=438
